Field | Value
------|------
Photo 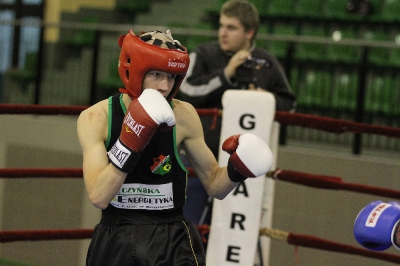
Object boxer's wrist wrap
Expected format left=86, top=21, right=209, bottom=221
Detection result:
left=107, top=138, right=141, bottom=173
left=227, top=158, right=248, bottom=183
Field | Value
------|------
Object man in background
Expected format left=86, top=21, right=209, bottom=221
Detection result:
left=179, top=0, right=296, bottom=226
left=179, top=0, right=296, bottom=157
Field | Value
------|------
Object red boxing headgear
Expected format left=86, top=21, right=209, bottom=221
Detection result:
left=117, top=30, right=190, bottom=101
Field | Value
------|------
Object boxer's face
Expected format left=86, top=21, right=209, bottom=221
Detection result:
left=142, top=71, right=176, bottom=99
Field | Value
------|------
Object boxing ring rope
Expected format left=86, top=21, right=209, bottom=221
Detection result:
left=0, top=168, right=83, bottom=178
left=259, top=228, right=400, bottom=264
left=1, top=226, right=400, bottom=264
left=1, top=103, right=400, bottom=264
left=1, top=103, right=400, bottom=138
left=1, top=167, right=400, bottom=200
left=267, top=169, right=400, bottom=199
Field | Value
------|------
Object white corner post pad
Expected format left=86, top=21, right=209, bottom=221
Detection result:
left=206, top=90, right=277, bottom=266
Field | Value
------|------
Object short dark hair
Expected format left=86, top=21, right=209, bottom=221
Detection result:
left=220, top=0, right=260, bottom=39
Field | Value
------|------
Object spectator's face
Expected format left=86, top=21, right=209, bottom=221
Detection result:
left=218, top=15, right=252, bottom=53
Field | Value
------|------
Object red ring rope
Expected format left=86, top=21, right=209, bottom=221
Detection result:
left=1, top=168, right=400, bottom=200
left=1, top=227, right=400, bottom=264
left=0, top=104, right=87, bottom=115
left=274, top=111, right=400, bottom=138
left=0, top=229, right=93, bottom=242
left=286, top=231, right=400, bottom=264
left=0, top=168, right=83, bottom=178
left=269, top=168, right=400, bottom=199
left=0, top=168, right=195, bottom=178
left=0, top=227, right=207, bottom=243
left=1, top=104, right=400, bottom=138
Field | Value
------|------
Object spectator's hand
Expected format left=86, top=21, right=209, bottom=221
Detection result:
left=247, top=84, right=264, bottom=91
left=224, top=50, right=251, bottom=80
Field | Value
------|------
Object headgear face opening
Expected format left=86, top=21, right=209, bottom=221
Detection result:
left=117, top=30, right=190, bottom=101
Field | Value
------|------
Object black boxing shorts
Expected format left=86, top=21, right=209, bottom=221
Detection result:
left=86, top=210, right=205, bottom=266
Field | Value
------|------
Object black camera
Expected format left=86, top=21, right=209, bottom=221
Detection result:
left=241, top=57, right=271, bottom=69
left=235, top=57, right=271, bottom=87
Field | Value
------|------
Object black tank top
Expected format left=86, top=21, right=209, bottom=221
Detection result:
left=103, top=94, right=188, bottom=216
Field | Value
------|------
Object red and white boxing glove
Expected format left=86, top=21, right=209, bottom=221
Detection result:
left=222, top=133, right=273, bottom=182
left=108, top=89, right=175, bottom=173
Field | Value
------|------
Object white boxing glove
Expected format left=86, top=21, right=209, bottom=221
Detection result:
left=222, top=133, right=273, bottom=182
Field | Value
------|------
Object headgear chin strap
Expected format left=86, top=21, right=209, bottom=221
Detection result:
left=117, top=30, right=190, bottom=101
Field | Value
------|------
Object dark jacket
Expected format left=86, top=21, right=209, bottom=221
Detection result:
left=179, top=41, right=296, bottom=111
